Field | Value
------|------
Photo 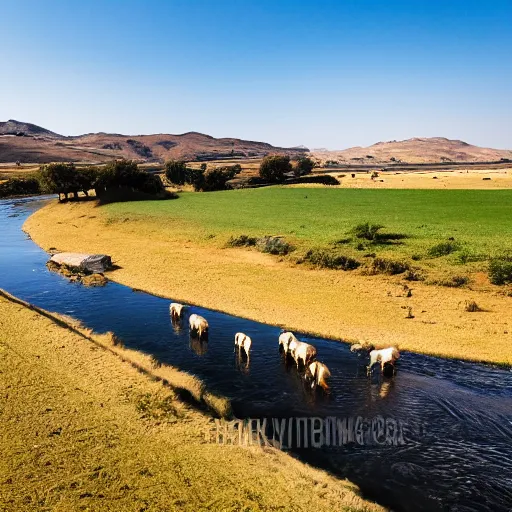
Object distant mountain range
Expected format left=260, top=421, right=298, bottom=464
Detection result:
left=0, top=120, right=308, bottom=164
left=1, top=120, right=511, bottom=165
left=312, top=137, right=512, bottom=164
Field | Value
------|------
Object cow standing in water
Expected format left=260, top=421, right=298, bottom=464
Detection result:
left=307, top=361, right=331, bottom=391
left=278, top=331, right=299, bottom=355
left=170, top=302, right=185, bottom=321
left=368, top=347, right=400, bottom=376
left=189, top=314, right=209, bottom=340
left=289, top=340, right=317, bottom=369
left=234, top=332, right=252, bottom=359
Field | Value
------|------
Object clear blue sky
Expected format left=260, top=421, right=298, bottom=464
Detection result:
left=1, top=0, right=511, bottom=149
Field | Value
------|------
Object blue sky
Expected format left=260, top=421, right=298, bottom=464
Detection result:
left=1, top=0, right=511, bottom=149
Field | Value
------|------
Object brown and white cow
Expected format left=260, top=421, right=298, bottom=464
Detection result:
left=290, top=340, right=317, bottom=369
left=307, top=361, right=331, bottom=391
left=234, top=332, right=252, bottom=358
left=367, top=347, right=400, bottom=376
left=170, top=302, right=185, bottom=321
left=189, top=314, right=209, bottom=340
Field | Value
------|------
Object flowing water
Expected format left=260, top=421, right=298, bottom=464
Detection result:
left=1, top=197, right=511, bottom=512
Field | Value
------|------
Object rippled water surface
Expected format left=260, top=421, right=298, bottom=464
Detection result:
left=1, top=197, right=511, bottom=512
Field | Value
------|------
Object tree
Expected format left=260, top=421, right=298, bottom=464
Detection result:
left=95, top=160, right=164, bottom=197
left=293, top=156, right=314, bottom=177
left=165, top=160, right=187, bottom=185
left=39, top=162, right=80, bottom=201
left=259, top=155, right=292, bottom=183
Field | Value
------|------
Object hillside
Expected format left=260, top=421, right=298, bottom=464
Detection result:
left=0, top=120, right=308, bottom=164
left=313, top=137, right=512, bottom=165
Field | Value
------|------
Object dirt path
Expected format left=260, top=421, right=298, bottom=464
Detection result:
left=0, top=292, right=383, bottom=512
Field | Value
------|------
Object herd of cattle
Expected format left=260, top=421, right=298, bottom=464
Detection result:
left=170, top=302, right=401, bottom=391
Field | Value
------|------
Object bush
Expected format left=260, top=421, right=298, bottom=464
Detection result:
left=165, top=160, right=187, bottom=185
left=303, top=248, right=360, bottom=270
left=371, top=258, right=410, bottom=275
left=226, top=235, right=257, bottom=247
left=286, top=175, right=340, bottom=186
left=428, top=241, right=461, bottom=257
left=259, top=155, right=292, bottom=183
left=488, top=257, right=512, bottom=285
left=440, top=275, right=469, bottom=287
left=0, top=177, right=41, bottom=198
left=293, top=156, right=314, bottom=177
left=404, top=269, right=425, bottom=281
left=256, top=236, right=293, bottom=255
left=352, top=222, right=385, bottom=241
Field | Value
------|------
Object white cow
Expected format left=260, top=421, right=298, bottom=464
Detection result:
left=278, top=331, right=299, bottom=354
left=234, top=332, right=252, bottom=357
left=290, top=340, right=317, bottom=369
left=170, top=302, right=185, bottom=321
left=189, top=314, right=209, bottom=339
left=368, top=347, right=400, bottom=375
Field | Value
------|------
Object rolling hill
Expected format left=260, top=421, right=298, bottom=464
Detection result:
left=0, top=120, right=308, bottom=164
left=312, top=137, right=512, bottom=165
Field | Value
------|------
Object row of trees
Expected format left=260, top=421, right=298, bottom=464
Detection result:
left=259, top=155, right=314, bottom=183
left=165, top=160, right=242, bottom=191
left=39, top=160, right=165, bottom=201
left=164, top=155, right=314, bottom=190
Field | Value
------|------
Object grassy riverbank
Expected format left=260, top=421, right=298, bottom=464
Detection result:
left=0, top=290, right=382, bottom=511
left=24, top=191, right=512, bottom=365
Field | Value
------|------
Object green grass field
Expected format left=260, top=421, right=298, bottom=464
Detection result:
left=105, top=187, right=512, bottom=275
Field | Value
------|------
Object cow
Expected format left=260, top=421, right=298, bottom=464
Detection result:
left=290, top=340, right=317, bottom=369
left=278, top=331, right=299, bottom=355
left=189, top=314, right=209, bottom=340
left=367, top=347, right=400, bottom=376
left=307, top=361, right=331, bottom=391
left=234, top=332, right=252, bottom=358
left=170, top=302, right=185, bottom=321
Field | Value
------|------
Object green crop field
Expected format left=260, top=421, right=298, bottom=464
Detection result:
left=105, top=187, right=512, bottom=271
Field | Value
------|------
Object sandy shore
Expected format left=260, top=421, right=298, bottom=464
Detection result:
left=24, top=201, right=512, bottom=365
left=0, top=290, right=382, bottom=511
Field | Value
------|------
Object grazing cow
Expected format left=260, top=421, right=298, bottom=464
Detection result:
left=308, top=361, right=331, bottom=391
left=234, top=332, right=252, bottom=358
left=367, top=347, right=400, bottom=376
left=170, top=302, right=185, bottom=321
left=290, top=340, right=317, bottom=369
left=278, top=331, right=299, bottom=355
left=189, top=314, right=209, bottom=339
left=350, top=342, right=375, bottom=355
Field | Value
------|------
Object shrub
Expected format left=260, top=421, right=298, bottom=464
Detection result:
left=226, top=235, right=257, bottom=247
left=371, top=258, right=410, bottom=275
left=0, top=177, right=41, bottom=198
left=303, top=248, right=360, bottom=270
left=286, top=175, right=340, bottom=186
left=404, top=269, right=425, bottom=281
left=488, top=257, right=512, bottom=285
left=202, top=166, right=240, bottom=192
left=352, top=222, right=385, bottom=241
left=428, top=241, right=461, bottom=257
left=165, top=160, right=188, bottom=185
left=256, top=236, right=293, bottom=255
left=439, top=275, right=469, bottom=287
left=457, top=251, right=487, bottom=265
left=293, top=156, right=314, bottom=177
left=259, top=155, right=292, bottom=183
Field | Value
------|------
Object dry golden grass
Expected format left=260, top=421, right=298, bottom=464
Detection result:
left=24, top=201, right=512, bottom=365
left=0, top=291, right=383, bottom=512
left=317, top=168, right=512, bottom=190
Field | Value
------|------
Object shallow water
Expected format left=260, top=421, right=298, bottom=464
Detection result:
left=1, top=197, right=511, bottom=512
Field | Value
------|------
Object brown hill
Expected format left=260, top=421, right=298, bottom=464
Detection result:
left=0, top=120, right=308, bottom=164
left=313, top=137, right=512, bottom=164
